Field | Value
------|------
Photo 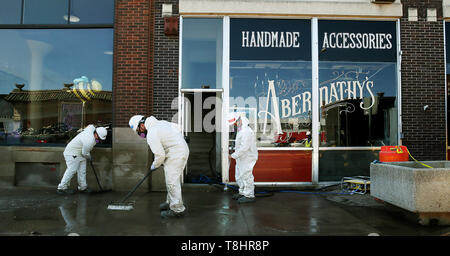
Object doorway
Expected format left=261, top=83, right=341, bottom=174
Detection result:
left=181, top=90, right=222, bottom=183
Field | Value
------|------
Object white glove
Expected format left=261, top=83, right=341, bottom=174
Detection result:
left=151, top=163, right=156, bottom=171
left=83, top=154, right=92, bottom=160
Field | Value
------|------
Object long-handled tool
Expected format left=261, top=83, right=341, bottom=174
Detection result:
left=89, top=160, right=112, bottom=193
left=107, top=167, right=156, bottom=211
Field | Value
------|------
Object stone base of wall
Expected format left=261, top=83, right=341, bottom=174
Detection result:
left=0, top=128, right=168, bottom=192
left=112, top=127, right=167, bottom=192
left=0, top=146, right=113, bottom=191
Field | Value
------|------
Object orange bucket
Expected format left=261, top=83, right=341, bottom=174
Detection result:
left=379, top=146, right=409, bottom=162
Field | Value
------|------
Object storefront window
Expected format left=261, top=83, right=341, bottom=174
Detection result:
left=0, top=29, right=113, bottom=146
left=181, top=18, right=223, bottom=89
left=319, top=150, right=379, bottom=181
left=319, top=61, right=398, bottom=146
left=229, top=19, right=312, bottom=148
left=318, top=20, right=398, bottom=181
left=318, top=20, right=398, bottom=147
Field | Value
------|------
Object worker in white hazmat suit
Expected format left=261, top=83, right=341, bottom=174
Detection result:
left=229, top=113, right=258, bottom=203
left=129, top=115, right=189, bottom=218
left=57, top=125, right=108, bottom=195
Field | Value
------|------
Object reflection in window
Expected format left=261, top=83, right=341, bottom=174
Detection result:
left=182, top=18, right=223, bottom=89
left=71, top=0, right=115, bottom=24
left=230, top=61, right=312, bottom=148
left=1, top=0, right=114, bottom=25
left=0, top=0, right=22, bottom=24
left=319, top=150, right=378, bottom=181
left=319, top=62, right=398, bottom=147
left=0, top=29, right=113, bottom=145
left=23, top=0, right=69, bottom=24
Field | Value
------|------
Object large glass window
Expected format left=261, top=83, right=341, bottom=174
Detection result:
left=229, top=19, right=312, bottom=148
left=0, top=0, right=114, bottom=25
left=318, top=20, right=398, bottom=181
left=319, top=61, right=398, bottom=147
left=318, top=20, right=398, bottom=147
left=0, top=0, right=22, bottom=24
left=0, top=29, right=113, bottom=145
left=181, top=18, right=223, bottom=89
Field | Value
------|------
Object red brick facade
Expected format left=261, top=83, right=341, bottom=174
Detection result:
left=113, top=0, right=179, bottom=127
left=113, top=0, right=154, bottom=127
left=400, top=0, right=447, bottom=160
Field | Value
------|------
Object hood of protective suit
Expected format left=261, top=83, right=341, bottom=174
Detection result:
left=84, top=124, right=96, bottom=133
left=144, top=116, right=158, bottom=129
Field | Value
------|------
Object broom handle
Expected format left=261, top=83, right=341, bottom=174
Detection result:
left=90, top=160, right=104, bottom=191
left=119, top=168, right=155, bottom=204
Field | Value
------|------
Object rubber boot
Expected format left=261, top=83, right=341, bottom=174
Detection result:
left=57, top=189, right=76, bottom=195
left=232, top=193, right=243, bottom=200
left=160, top=209, right=185, bottom=218
left=238, top=196, right=255, bottom=204
left=79, top=188, right=93, bottom=194
left=159, top=202, right=170, bottom=211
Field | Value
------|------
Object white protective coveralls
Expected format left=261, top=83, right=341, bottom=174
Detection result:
left=231, top=115, right=258, bottom=198
left=145, top=116, right=189, bottom=213
left=58, top=125, right=97, bottom=191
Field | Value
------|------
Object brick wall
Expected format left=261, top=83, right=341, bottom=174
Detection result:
left=152, top=0, right=180, bottom=122
left=113, top=0, right=179, bottom=126
left=400, top=0, right=447, bottom=160
left=113, top=0, right=153, bottom=127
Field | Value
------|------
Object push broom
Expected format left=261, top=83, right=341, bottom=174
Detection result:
left=107, top=167, right=156, bottom=211
left=90, top=160, right=112, bottom=193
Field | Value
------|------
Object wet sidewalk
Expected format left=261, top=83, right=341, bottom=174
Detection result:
left=1, top=184, right=450, bottom=236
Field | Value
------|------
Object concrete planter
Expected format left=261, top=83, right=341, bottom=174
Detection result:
left=370, top=161, right=450, bottom=226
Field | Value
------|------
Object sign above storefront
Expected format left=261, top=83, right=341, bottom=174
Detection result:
left=230, top=19, right=311, bottom=61
left=231, top=19, right=396, bottom=62
left=319, top=20, right=397, bottom=62
left=241, top=31, right=301, bottom=48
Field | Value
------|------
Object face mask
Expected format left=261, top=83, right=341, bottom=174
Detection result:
left=94, top=132, right=100, bottom=143
left=139, top=130, right=147, bottom=138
